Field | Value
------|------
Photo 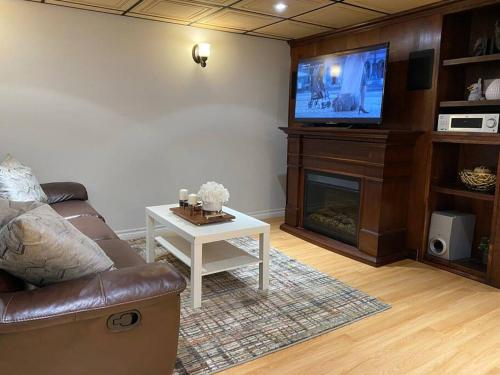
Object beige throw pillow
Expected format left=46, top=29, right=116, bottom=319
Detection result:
left=0, top=199, right=44, bottom=228
left=0, top=154, right=48, bottom=202
left=0, top=204, right=114, bottom=286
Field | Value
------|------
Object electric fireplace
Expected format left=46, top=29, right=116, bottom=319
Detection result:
left=303, top=171, right=360, bottom=246
left=280, top=127, right=417, bottom=266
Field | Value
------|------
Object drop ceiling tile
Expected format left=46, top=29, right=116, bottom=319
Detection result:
left=255, top=20, right=331, bottom=39
left=194, top=0, right=240, bottom=5
left=197, top=9, right=281, bottom=31
left=127, top=14, right=189, bottom=24
left=191, top=23, right=246, bottom=33
left=294, top=3, right=383, bottom=29
left=129, top=0, right=221, bottom=23
left=233, top=0, right=331, bottom=18
left=247, top=32, right=290, bottom=41
left=46, top=0, right=136, bottom=12
left=345, top=0, right=442, bottom=14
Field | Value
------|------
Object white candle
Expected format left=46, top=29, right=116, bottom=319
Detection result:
left=188, top=193, right=197, bottom=206
left=179, top=189, right=188, bottom=201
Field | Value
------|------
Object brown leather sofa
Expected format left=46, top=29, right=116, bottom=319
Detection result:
left=0, top=182, right=186, bottom=375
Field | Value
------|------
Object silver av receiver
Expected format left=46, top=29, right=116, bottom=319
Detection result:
left=437, top=113, right=499, bottom=133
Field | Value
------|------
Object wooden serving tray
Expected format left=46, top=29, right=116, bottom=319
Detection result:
left=170, top=206, right=235, bottom=226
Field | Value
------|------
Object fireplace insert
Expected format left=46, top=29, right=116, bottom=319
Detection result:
left=303, top=171, right=361, bottom=246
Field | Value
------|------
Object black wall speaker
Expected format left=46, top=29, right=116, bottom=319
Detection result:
left=407, top=49, right=435, bottom=90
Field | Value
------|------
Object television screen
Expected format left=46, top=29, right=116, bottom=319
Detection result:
left=294, top=43, right=389, bottom=125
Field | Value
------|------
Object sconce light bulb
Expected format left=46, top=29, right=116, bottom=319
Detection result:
left=198, top=43, right=211, bottom=58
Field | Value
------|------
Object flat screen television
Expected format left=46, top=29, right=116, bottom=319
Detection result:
left=294, top=43, right=389, bottom=125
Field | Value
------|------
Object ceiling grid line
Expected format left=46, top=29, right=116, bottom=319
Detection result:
left=25, top=0, right=445, bottom=40
left=242, top=0, right=342, bottom=36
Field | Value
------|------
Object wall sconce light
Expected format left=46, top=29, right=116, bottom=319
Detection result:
left=192, top=43, right=211, bottom=68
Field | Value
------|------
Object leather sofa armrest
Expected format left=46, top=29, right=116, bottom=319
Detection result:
left=0, top=263, right=186, bottom=333
left=41, top=182, right=89, bottom=204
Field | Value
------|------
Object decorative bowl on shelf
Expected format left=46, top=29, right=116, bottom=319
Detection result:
left=485, top=79, right=500, bottom=100
left=459, top=166, right=496, bottom=192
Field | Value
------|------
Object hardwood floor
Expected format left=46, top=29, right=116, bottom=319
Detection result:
left=223, top=218, right=500, bottom=375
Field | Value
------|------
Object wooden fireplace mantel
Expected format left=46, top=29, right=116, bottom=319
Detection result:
left=280, top=126, right=421, bottom=266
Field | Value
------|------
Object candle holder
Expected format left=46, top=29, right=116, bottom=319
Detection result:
left=179, top=188, right=189, bottom=209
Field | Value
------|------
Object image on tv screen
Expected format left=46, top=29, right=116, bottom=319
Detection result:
left=294, top=45, right=388, bottom=123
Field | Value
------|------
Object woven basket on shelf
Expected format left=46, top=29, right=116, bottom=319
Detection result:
left=459, top=166, right=496, bottom=192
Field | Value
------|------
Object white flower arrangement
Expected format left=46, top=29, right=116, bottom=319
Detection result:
left=198, top=182, right=229, bottom=212
left=198, top=181, right=230, bottom=204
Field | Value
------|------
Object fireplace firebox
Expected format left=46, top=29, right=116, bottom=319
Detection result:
left=304, top=171, right=360, bottom=246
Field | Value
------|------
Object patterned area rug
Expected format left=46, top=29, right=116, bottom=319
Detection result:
left=128, top=237, right=389, bottom=375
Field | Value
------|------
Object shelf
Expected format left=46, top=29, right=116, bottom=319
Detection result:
left=431, top=184, right=495, bottom=201
left=440, top=99, right=500, bottom=108
left=155, top=235, right=261, bottom=276
left=424, top=254, right=487, bottom=282
left=432, top=132, right=500, bottom=144
left=443, top=53, right=500, bottom=66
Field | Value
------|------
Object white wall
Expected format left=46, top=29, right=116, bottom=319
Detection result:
left=0, top=0, right=290, bottom=232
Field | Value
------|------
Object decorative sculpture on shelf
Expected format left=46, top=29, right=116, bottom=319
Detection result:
left=472, top=37, right=489, bottom=56
left=467, top=78, right=485, bottom=101
left=471, top=19, right=500, bottom=56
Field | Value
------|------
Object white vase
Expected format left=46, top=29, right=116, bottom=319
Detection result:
left=202, top=201, right=223, bottom=212
left=485, top=79, right=500, bottom=100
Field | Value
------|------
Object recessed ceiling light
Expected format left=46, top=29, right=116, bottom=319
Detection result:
left=274, top=2, right=288, bottom=12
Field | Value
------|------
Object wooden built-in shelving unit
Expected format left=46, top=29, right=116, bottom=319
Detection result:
left=431, top=184, right=495, bottom=201
left=443, top=53, right=500, bottom=66
left=440, top=99, right=500, bottom=107
left=432, top=131, right=500, bottom=144
left=421, top=2, right=500, bottom=286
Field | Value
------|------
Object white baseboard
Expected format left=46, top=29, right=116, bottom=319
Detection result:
left=115, top=226, right=162, bottom=241
left=115, top=208, right=285, bottom=240
left=245, top=208, right=285, bottom=220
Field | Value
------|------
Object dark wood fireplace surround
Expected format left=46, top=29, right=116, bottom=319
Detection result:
left=280, top=127, right=419, bottom=266
left=283, top=0, right=500, bottom=287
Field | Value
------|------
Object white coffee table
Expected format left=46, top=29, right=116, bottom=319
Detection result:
left=145, top=204, right=270, bottom=308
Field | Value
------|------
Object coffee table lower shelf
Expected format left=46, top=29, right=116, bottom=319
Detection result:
left=155, top=235, right=262, bottom=276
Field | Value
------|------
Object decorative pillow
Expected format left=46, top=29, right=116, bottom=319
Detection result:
left=0, top=154, right=48, bottom=202
left=0, top=199, right=44, bottom=228
left=0, top=204, right=114, bottom=286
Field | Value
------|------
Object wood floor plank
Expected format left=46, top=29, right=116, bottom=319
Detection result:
left=222, top=219, right=500, bottom=374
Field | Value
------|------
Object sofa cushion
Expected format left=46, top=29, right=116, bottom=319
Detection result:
left=68, top=216, right=118, bottom=241
left=96, top=239, right=145, bottom=269
left=51, top=201, right=104, bottom=221
left=0, top=204, right=114, bottom=287
left=0, top=155, right=47, bottom=203
left=41, top=182, right=88, bottom=204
